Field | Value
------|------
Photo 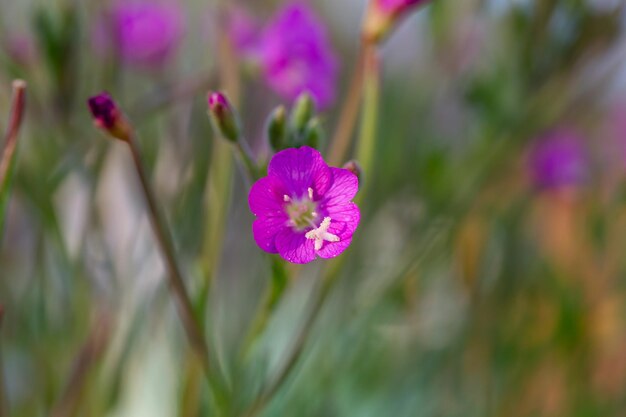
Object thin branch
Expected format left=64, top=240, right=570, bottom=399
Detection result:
left=50, top=312, right=112, bottom=417
left=0, top=80, right=27, bottom=192
left=327, top=46, right=366, bottom=166
left=125, top=133, right=212, bottom=373
left=0, top=306, right=8, bottom=417
left=240, top=262, right=343, bottom=417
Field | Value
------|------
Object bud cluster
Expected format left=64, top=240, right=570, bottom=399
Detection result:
left=267, top=92, right=324, bottom=152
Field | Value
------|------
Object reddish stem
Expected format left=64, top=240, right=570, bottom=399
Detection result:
left=0, top=80, right=27, bottom=190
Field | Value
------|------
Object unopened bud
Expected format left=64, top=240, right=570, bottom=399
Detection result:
left=303, top=117, right=324, bottom=150
left=363, top=0, right=430, bottom=44
left=267, top=105, right=287, bottom=151
left=342, top=160, right=362, bottom=184
left=87, top=92, right=131, bottom=141
left=208, top=91, right=241, bottom=142
left=290, top=92, right=315, bottom=135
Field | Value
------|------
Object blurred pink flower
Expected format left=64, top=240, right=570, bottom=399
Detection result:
left=97, top=1, right=185, bottom=68
left=4, top=34, right=37, bottom=67
left=249, top=2, right=339, bottom=109
left=527, top=129, right=589, bottom=190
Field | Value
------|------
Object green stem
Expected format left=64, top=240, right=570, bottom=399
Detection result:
left=235, top=139, right=261, bottom=182
left=327, top=46, right=366, bottom=166
left=0, top=306, right=7, bottom=417
left=196, top=8, right=245, bottom=405
left=355, top=46, right=380, bottom=199
left=240, top=259, right=344, bottom=417
left=239, top=258, right=289, bottom=360
left=125, top=134, right=228, bottom=405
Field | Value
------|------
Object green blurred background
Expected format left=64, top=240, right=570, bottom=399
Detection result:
left=2, top=0, right=626, bottom=416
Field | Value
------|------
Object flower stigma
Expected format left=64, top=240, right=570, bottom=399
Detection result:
left=305, top=217, right=340, bottom=251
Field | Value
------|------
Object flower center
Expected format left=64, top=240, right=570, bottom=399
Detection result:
left=283, top=188, right=341, bottom=251
left=284, top=188, right=318, bottom=230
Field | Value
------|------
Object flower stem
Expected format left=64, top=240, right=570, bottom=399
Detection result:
left=50, top=312, right=112, bottom=417
left=199, top=1, right=242, bottom=304
left=328, top=46, right=366, bottom=166
left=240, top=259, right=344, bottom=417
left=0, top=80, right=27, bottom=237
left=355, top=45, right=380, bottom=198
left=0, top=306, right=7, bottom=417
left=234, top=139, right=261, bottom=182
left=239, top=257, right=289, bottom=360
left=125, top=133, right=222, bottom=392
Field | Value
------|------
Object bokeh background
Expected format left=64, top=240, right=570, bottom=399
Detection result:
left=2, top=0, right=626, bottom=416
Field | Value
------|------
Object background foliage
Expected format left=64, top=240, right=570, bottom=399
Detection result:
left=2, top=0, right=626, bottom=416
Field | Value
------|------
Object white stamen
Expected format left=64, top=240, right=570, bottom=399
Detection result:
left=305, top=217, right=340, bottom=251
left=307, top=187, right=314, bottom=200
left=283, top=195, right=291, bottom=202
left=311, top=211, right=318, bottom=217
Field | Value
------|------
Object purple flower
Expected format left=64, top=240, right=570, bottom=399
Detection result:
left=249, top=146, right=360, bottom=264
left=258, top=2, right=339, bottom=109
left=102, top=2, right=185, bottom=68
left=228, top=7, right=261, bottom=57
left=528, top=129, right=589, bottom=190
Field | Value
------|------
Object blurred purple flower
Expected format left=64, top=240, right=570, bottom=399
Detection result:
left=249, top=146, right=360, bottom=264
left=228, top=7, right=261, bottom=57
left=99, top=1, right=185, bottom=68
left=257, top=2, right=339, bottom=109
left=528, top=129, right=589, bottom=190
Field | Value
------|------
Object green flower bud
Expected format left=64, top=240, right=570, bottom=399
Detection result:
left=290, top=92, right=315, bottom=135
left=267, top=105, right=287, bottom=151
left=302, top=117, right=324, bottom=150
left=207, top=91, right=241, bottom=142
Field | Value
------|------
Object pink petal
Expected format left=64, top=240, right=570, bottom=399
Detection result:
left=248, top=175, right=288, bottom=217
left=316, top=203, right=359, bottom=259
left=317, top=236, right=353, bottom=259
left=268, top=146, right=332, bottom=198
left=322, top=168, right=359, bottom=207
left=275, top=228, right=316, bottom=264
left=252, top=216, right=287, bottom=254
left=326, top=202, right=360, bottom=238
